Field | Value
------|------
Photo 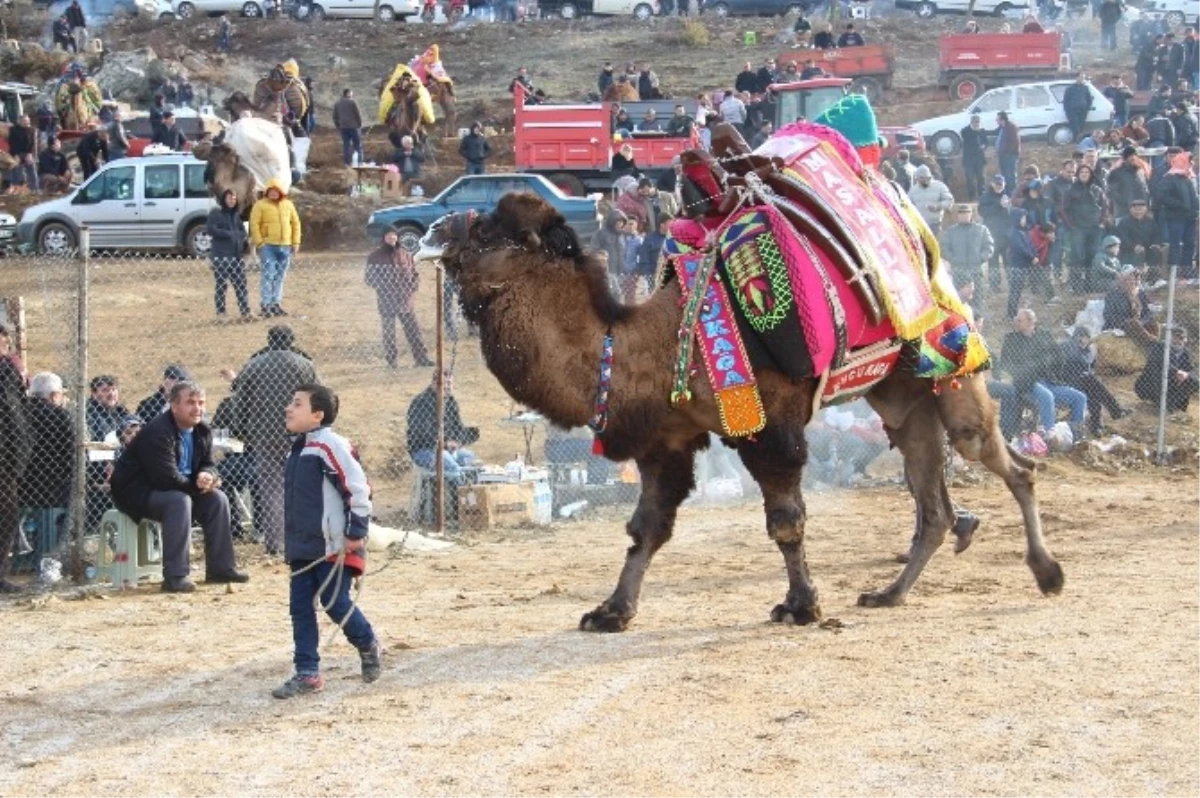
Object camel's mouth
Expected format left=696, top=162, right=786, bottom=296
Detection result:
left=415, top=216, right=449, bottom=262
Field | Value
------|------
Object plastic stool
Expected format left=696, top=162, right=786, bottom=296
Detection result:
left=97, top=509, right=163, bottom=588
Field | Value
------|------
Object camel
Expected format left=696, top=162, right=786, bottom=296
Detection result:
left=417, top=192, right=1065, bottom=633
left=191, top=138, right=255, bottom=216
left=386, top=77, right=427, bottom=143
left=425, top=79, right=457, bottom=136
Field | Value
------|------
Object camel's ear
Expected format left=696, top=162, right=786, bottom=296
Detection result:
left=543, top=224, right=582, bottom=259
left=518, top=230, right=541, bottom=250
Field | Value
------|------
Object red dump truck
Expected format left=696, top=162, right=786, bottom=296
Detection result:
left=776, top=44, right=895, bottom=104
left=513, top=86, right=696, bottom=196
left=939, top=32, right=1070, bottom=101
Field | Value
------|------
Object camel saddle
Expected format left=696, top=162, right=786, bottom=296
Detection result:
left=663, top=122, right=989, bottom=429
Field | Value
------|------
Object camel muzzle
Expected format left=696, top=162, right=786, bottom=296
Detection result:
left=415, top=216, right=449, bottom=262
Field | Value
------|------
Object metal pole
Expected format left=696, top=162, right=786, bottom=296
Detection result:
left=1155, top=262, right=1178, bottom=465
left=434, top=262, right=445, bottom=535
left=69, top=227, right=90, bottom=583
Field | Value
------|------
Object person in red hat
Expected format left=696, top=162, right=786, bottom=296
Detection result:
left=273, top=384, right=380, bottom=699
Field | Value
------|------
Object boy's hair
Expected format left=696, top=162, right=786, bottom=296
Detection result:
left=296, top=383, right=338, bottom=427
left=658, top=213, right=674, bottom=228
left=1039, top=222, right=1056, bottom=234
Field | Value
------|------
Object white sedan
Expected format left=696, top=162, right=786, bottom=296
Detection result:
left=172, top=0, right=270, bottom=17
left=913, top=80, right=1114, bottom=157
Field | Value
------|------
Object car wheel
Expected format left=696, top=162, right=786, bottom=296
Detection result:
left=928, top=131, right=962, bottom=157
left=559, top=2, right=578, bottom=18
left=709, top=1, right=730, bottom=16
left=1166, top=11, right=1185, bottom=27
left=159, top=12, right=175, bottom=19
left=1047, top=123, right=1075, bottom=147
left=242, top=2, right=262, bottom=17
left=310, top=3, right=326, bottom=20
left=916, top=1, right=935, bottom=19
left=394, top=224, right=423, bottom=254
left=993, top=2, right=1011, bottom=16
left=377, top=4, right=395, bottom=21
left=948, top=73, right=983, bottom=102
left=38, top=222, right=76, bottom=256
left=633, top=2, right=654, bottom=19
left=185, top=223, right=212, bottom=258
left=548, top=172, right=587, bottom=197
left=176, top=1, right=195, bottom=18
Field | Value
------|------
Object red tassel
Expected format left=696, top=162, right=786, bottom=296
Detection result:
left=592, top=438, right=605, bottom=456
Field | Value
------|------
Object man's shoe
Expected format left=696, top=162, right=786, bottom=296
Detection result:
left=272, top=673, right=324, bottom=699
left=271, top=305, right=289, bottom=317
left=360, top=640, right=382, bottom=684
left=205, top=570, right=250, bottom=584
left=951, top=511, right=980, bottom=555
left=162, top=576, right=196, bottom=593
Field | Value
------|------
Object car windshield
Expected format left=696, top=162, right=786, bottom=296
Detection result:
left=77, top=166, right=136, bottom=204
left=971, top=89, right=1012, bottom=115
left=776, top=86, right=846, bottom=125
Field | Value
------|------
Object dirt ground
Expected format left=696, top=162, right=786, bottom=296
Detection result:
left=0, top=464, right=1197, bottom=796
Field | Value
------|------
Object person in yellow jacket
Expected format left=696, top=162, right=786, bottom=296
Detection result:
left=250, top=179, right=302, bottom=317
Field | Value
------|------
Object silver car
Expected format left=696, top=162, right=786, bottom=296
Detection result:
left=172, top=0, right=270, bottom=18
left=17, top=155, right=216, bottom=257
left=294, top=0, right=419, bottom=20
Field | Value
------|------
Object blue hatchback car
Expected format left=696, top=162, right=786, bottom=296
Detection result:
left=367, top=173, right=603, bottom=253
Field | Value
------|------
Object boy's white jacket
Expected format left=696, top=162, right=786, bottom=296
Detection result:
left=284, top=426, right=372, bottom=562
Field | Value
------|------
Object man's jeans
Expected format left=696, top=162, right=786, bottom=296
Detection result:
left=289, top=559, right=375, bottom=677
left=1166, top=219, right=1197, bottom=277
left=1027, top=382, right=1087, bottom=431
left=413, top=448, right=475, bottom=478
left=464, top=161, right=485, bottom=176
left=340, top=128, right=362, bottom=166
left=987, top=380, right=1020, bottom=440
left=999, top=153, right=1019, bottom=195
left=259, top=244, right=292, bottom=308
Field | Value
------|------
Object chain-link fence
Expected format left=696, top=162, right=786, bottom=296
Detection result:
left=0, top=242, right=909, bottom=587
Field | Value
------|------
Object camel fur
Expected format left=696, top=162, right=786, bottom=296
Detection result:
left=424, top=192, right=1064, bottom=632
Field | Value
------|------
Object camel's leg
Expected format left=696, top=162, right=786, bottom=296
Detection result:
left=736, top=427, right=822, bottom=625
left=938, top=376, right=1064, bottom=595
left=858, top=396, right=955, bottom=608
left=579, top=444, right=698, bottom=633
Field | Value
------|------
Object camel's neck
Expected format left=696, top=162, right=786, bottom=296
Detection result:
left=468, top=268, right=682, bottom=432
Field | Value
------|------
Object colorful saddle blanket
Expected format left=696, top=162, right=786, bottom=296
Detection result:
left=662, top=122, right=991, bottom=425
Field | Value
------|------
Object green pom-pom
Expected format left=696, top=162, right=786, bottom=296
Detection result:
left=814, top=94, right=880, bottom=149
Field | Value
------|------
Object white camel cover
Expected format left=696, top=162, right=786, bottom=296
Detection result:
left=224, top=117, right=291, bottom=193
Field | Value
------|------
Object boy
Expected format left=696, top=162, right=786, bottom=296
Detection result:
left=1029, top=222, right=1058, bottom=302
left=622, top=219, right=643, bottom=304
left=273, top=384, right=380, bottom=699
left=1091, top=235, right=1124, bottom=291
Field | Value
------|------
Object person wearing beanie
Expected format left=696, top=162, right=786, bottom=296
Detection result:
left=365, top=229, right=433, bottom=369
left=1091, top=234, right=1123, bottom=290
left=1107, top=145, right=1151, bottom=214
left=906, top=164, right=955, bottom=234
left=978, top=173, right=1011, bottom=292
left=136, top=363, right=194, bottom=422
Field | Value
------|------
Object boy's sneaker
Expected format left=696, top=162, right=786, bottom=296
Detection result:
left=271, top=673, right=324, bottom=699
left=360, top=641, right=382, bottom=684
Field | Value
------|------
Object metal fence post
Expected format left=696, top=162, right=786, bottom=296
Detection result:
left=435, top=262, right=445, bottom=535
left=69, top=228, right=90, bottom=583
left=1155, top=262, right=1178, bottom=465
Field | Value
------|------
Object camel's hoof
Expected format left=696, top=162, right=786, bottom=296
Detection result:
left=770, top=602, right=822, bottom=626
left=1030, top=558, right=1065, bottom=596
left=857, top=590, right=905, bottom=609
left=579, top=606, right=631, bottom=633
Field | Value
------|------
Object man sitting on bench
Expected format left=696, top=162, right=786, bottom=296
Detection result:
left=109, top=381, right=249, bottom=593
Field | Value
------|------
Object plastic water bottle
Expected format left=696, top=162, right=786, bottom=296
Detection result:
left=351, top=152, right=360, bottom=167
left=559, top=500, right=588, bottom=519
left=84, top=565, right=97, bottom=582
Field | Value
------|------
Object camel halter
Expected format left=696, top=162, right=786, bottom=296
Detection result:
left=586, top=330, right=614, bottom=456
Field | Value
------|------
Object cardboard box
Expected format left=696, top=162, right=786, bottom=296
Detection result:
left=458, top=483, right=537, bottom=531
left=381, top=171, right=404, bottom=199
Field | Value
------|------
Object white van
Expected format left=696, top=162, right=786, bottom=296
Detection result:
left=537, top=0, right=660, bottom=19
left=17, top=154, right=216, bottom=257
left=896, top=0, right=1030, bottom=18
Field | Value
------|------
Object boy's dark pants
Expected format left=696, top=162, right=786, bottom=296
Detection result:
left=289, top=559, right=375, bottom=676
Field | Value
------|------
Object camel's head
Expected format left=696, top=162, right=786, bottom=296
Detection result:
left=418, top=191, right=585, bottom=276
left=418, top=191, right=618, bottom=324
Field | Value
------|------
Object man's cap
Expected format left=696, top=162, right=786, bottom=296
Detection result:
left=914, top=164, right=932, bottom=179
left=163, top=363, right=191, bottom=381
left=90, top=374, right=118, bottom=390
left=991, top=174, right=1006, bottom=184
left=1121, top=145, right=1138, bottom=159
left=1129, top=198, right=1148, bottom=206
left=119, top=415, right=144, bottom=432
left=1102, top=235, right=1121, bottom=248
left=956, top=203, right=972, bottom=212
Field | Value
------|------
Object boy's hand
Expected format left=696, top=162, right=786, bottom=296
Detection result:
left=344, top=538, right=365, bottom=552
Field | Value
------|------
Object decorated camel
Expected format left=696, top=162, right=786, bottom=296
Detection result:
left=223, top=60, right=309, bottom=122
left=416, top=97, right=1064, bottom=632
left=379, top=45, right=457, bottom=138
left=54, top=63, right=103, bottom=130
left=192, top=117, right=291, bottom=215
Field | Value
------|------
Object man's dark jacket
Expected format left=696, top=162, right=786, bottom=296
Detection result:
left=20, top=397, right=74, bottom=508
left=110, top=410, right=216, bottom=523
left=406, top=387, right=477, bottom=456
